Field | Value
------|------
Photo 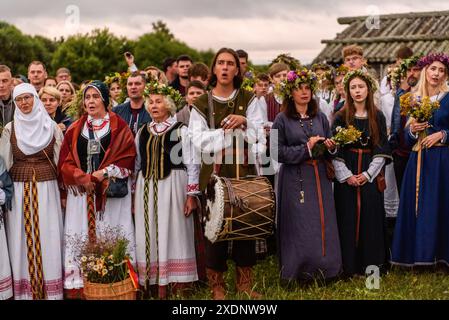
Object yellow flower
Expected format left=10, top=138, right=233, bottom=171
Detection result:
left=88, top=256, right=95, bottom=261
left=108, top=255, right=114, bottom=261
left=81, top=256, right=87, bottom=263
left=102, top=268, right=108, bottom=276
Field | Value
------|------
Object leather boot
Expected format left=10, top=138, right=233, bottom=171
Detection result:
left=235, top=266, right=262, bottom=299
left=206, top=268, right=226, bottom=300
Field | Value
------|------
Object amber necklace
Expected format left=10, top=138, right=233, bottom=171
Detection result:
left=298, top=113, right=313, bottom=138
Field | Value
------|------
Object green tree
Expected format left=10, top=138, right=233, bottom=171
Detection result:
left=0, top=21, right=51, bottom=76
left=132, top=20, right=214, bottom=70
left=51, top=28, right=131, bottom=83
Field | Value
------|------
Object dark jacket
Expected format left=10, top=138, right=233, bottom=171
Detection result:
left=0, top=97, right=14, bottom=129
left=112, top=101, right=151, bottom=136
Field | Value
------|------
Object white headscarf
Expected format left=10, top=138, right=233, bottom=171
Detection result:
left=13, top=83, right=55, bottom=155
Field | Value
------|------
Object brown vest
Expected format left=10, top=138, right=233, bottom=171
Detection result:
left=9, top=125, right=57, bottom=182
left=192, top=90, right=257, bottom=190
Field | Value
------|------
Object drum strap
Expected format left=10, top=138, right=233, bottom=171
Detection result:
left=207, top=92, right=215, bottom=129
left=222, top=177, right=248, bottom=210
left=207, top=92, right=222, bottom=175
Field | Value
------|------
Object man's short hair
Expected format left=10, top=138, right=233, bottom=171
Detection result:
left=256, top=73, right=270, bottom=83
left=162, top=58, right=177, bottom=72
left=28, top=61, right=47, bottom=71
left=176, top=55, right=193, bottom=64
left=268, top=63, right=289, bottom=77
left=56, top=67, right=71, bottom=75
left=396, top=46, right=414, bottom=60
left=342, top=45, right=364, bottom=59
left=187, top=80, right=206, bottom=92
left=188, top=63, right=209, bottom=81
left=0, top=65, right=11, bottom=74
left=236, top=49, right=249, bottom=60
left=128, top=71, right=147, bottom=83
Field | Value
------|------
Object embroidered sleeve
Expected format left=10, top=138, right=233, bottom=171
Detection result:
left=0, top=123, right=13, bottom=171
left=189, top=108, right=233, bottom=154
left=441, top=130, right=448, bottom=144
left=181, top=126, right=201, bottom=195
left=105, top=164, right=132, bottom=179
left=363, top=157, right=385, bottom=183
left=246, top=97, right=266, bottom=148
left=408, top=127, right=418, bottom=140
left=332, top=159, right=353, bottom=183
left=53, top=125, right=64, bottom=166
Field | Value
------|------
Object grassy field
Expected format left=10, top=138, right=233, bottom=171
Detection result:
left=179, top=255, right=449, bottom=300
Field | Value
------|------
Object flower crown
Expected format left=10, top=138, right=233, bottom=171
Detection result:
left=333, top=65, right=350, bottom=77
left=389, top=54, right=422, bottom=90
left=343, top=69, right=378, bottom=92
left=104, top=72, right=129, bottom=86
left=277, top=68, right=318, bottom=99
left=270, top=53, right=301, bottom=70
left=311, top=62, right=331, bottom=72
left=104, top=71, right=129, bottom=104
left=417, top=52, right=449, bottom=70
left=144, top=80, right=183, bottom=106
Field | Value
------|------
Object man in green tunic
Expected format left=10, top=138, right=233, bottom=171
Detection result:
left=189, top=48, right=265, bottom=300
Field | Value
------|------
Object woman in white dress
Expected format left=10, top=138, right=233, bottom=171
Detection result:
left=0, top=156, right=13, bottom=300
left=0, top=83, right=64, bottom=300
left=59, top=80, right=136, bottom=296
left=134, top=84, right=199, bottom=299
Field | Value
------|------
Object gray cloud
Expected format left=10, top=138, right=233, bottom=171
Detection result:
left=2, top=0, right=449, bottom=64
left=2, top=0, right=447, bottom=20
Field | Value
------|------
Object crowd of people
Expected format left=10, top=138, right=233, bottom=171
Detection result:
left=0, top=43, right=448, bottom=300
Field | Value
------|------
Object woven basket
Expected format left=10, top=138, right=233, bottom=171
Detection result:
left=83, top=277, right=136, bottom=300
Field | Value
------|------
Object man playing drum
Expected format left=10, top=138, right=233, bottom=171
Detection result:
left=188, top=48, right=266, bottom=300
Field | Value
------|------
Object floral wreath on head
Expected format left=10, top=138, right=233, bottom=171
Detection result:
left=104, top=71, right=130, bottom=104
left=311, top=62, right=331, bottom=73
left=417, top=52, right=449, bottom=70
left=143, top=79, right=183, bottom=106
left=270, top=53, right=301, bottom=71
left=277, top=68, right=318, bottom=100
left=388, top=54, right=423, bottom=91
left=343, top=69, right=378, bottom=93
left=333, top=64, right=350, bottom=78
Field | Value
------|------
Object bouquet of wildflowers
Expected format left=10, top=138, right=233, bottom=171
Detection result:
left=310, top=126, right=362, bottom=158
left=332, top=125, right=363, bottom=146
left=400, top=93, right=440, bottom=123
left=70, top=227, right=135, bottom=284
left=241, top=68, right=256, bottom=92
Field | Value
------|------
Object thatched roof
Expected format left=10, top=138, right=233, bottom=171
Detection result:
left=314, top=10, right=449, bottom=65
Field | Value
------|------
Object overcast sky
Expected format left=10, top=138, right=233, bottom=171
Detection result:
left=1, top=0, right=448, bottom=64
